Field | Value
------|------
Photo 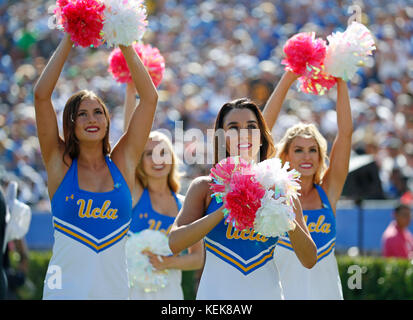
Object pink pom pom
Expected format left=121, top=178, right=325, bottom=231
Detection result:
left=108, top=43, right=165, bottom=87
left=209, top=156, right=252, bottom=199
left=282, top=32, right=327, bottom=76
left=54, top=0, right=69, bottom=27
left=57, top=0, right=105, bottom=48
left=224, top=171, right=266, bottom=231
left=209, top=156, right=264, bottom=231
left=136, top=43, right=165, bottom=88
left=108, top=48, right=130, bottom=83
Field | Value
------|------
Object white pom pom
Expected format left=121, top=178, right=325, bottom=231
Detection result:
left=254, top=158, right=301, bottom=204
left=255, top=158, right=283, bottom=189
left=252, top=158, right=301, bottom=238
left=4, top=181, right=32, bottom=246
left=324, top=22, right=376, bottom=81
left=125, top=229, right=172, bottom=292
left=254, top=190, right=296, bottom=238
left=102, top=0, right=148, bottom=47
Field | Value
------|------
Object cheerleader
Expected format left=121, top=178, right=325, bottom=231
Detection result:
left=34, top=33, right=158, bottom=299
left=169, top=98, right=317, bottom=300
left=263, top=71, right=352, bottom=299
left=123, top=83, right=204, bottom=300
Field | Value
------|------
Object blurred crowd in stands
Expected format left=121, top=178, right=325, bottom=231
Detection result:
left=0, top=0, right=412, bottom=211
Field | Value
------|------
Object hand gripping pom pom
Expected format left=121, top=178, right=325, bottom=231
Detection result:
left=324, top=22, right=376, bottom=81
left=282, top=32, right=337, bottom=95
left=108, top=43, right=165, bottom=87
left=298, top=65, right=337, bottom=95
left=54, top=0, right=106, bottom=48
left=125, top=229, right=173, bottom=292
left=102, top=0, right=148, bottom=47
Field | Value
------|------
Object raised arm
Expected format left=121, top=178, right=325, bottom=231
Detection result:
left=169, top=177, right=224, bottom=255
left=322, top=78, right=353, bottom=212
left=112, top=45, right=158, bottom=185
left=123, top=81, right=137, bottom=132
left=262, top=71, right=299, bottom=130
left=33, top=34, right=73, bottom=166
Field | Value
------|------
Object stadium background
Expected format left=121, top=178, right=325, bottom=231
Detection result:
left=1, top=0, right=413, bottom=299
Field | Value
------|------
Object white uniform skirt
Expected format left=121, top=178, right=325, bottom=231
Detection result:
left=274, top=246, right=343, bottom=300
left=196, top=250, right=283, bottom=300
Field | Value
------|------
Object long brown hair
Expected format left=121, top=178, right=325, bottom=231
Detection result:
left=62, top=90, right=111, bottom=164
left=213, top=98, right=276, bottom=164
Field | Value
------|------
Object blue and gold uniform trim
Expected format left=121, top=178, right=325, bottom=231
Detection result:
left=204, top=237, right=277, bottom=275
left=277, top=237, right=336, bottom=263
left=53, top=217, right=130, bottom=253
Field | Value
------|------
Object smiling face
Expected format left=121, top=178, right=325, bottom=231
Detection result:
left=63, top=90, right=111, bottom=160
left=222, top=108, right=261, bottom=162
left=213, top=98, right=276, bottom=165
left=285, top=136, right=320, bottom=178
left=74, top=97, right=108, bottom=143
left=141, top=139, right=173, bottom=180
left=277, top=122, right=328, bottom=184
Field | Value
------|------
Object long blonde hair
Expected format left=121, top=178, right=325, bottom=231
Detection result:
left=135, top=131, right=183, bottom=193
left=276, top=123, right=328, bottom=184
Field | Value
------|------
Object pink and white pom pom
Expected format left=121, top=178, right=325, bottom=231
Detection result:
left=324, top=21, right=376, bottom=81
left=102, top=0, right=148, bottom=47
left=108, top=43, right=165, bottom=87
left=54, top=0, right=106, bottom=48
left=282, top=32, right=337, bottom=95
left=209, top=156, right=300, bottom=237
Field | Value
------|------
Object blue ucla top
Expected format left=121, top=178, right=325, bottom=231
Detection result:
left=129, top=188, right=183, bottom=235
left=277, top=184, right=336, bottom=262
left=203, top=197, right=279, bottom=276
left=43, top=156, right=132, bottom=300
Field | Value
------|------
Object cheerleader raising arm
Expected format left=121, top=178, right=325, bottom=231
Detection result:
left=33, top=34, right=74, bottom=198
left=262, top=70, right=299, bottom=131
left=111, top=45, right=158, bottom=191
left=319, top=78, right=353, bottom=214
left=123, top=81, right=137, bottom=132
